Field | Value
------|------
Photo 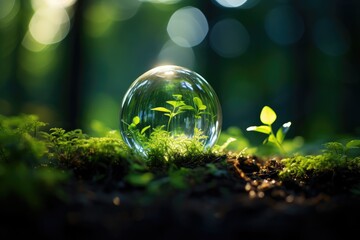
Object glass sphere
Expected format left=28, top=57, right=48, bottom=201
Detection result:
left=119, top=65, right=222, bottom=157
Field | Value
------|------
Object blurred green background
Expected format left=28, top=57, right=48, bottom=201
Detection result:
left=1, top=0, right=359, bottom=142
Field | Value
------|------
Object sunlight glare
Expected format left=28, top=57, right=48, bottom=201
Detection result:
left=167, top=7, right=208, bottom=47
left=29, top=7, right=70, bottom=45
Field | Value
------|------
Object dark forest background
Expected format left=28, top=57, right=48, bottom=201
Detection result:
left=1, top=0, right=359, bottom=143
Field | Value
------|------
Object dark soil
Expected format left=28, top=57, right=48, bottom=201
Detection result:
left=1, top=155, right=360, bottom=240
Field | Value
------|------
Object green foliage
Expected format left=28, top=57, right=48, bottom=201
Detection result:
left=0, top=115, right=67, bottom=208
left=280, top=139, right=360, bottom=180
left=247, top=106, right=291, bottom=155
left=216, top=127, right=249, bottom=153
left=151, top=94, right=210, bottom=131
left=42, top=127, right=131, bottom=180
left=144, top=126, right=217, bottom=168
left=152, top=94, right=194, bottom=131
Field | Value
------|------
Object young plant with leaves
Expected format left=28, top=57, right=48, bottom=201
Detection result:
left=152, top=94, right=210, bottom=131
left=121, top=116, right=150, bottom=143
left=246, top=106, right=291, bottom=154
left=151, top=94, right=195, bottom=131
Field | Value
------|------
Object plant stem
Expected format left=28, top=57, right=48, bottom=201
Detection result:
left=270, top=128, right=286, bottom=155
left=167, top=116, right=172, bottom=131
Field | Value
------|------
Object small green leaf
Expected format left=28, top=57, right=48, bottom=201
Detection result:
left=132, top=116, right=140, bottom=125
left=140, top=125, right=150, bottom=134
left=246, top=125, right=271, bottom=134
left=166, top=101, right=178, bottom=107
left=179, top=105, right=194, bottom=111
left=276, top=128, right=284, bottom=144
left=276, top=122, right=291, bottom=143
left=346, top=140, right=360, bottom=149
left=166, top=100, right=185, bottom=107
left=193, top=97, right=203, bottom=106
left=193, top=97, right=206, bottom=110
left=151, top=107, right=171, bottom=113
left=260, top=106, right=277, bottom=125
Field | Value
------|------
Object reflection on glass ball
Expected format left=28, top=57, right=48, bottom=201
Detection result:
left=119, top=65, right=222, bottom=157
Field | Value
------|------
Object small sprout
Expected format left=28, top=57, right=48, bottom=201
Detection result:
left=129, top=116, right=140, bottom=129
left=151, top=94, right=209, bottom=131
left=152, top=94, right=194, bottom=131
left=247, top=106, right=291, bottom=154
left=122, top=116, right=150, bottom=139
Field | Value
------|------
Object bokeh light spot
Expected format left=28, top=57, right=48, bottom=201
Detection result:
left=167, top=6, right=208, bottom=47
left=157, top=40, right=195, bottom=69
left=264, top=5, right=304, bottom=45
left=29, top=7, right=70, bottom=45
left=210, top=18, right=250, bottom=58
left=0, top=0, right=16, bottom=20
left=313, top=18, right=350, bottom=56
left=22, top=32, right=48, bottom=52
left=214, top=0, right=248, bottom=8
left=31, top=0, right=77, bottom=10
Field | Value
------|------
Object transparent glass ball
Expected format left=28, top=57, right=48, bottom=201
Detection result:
left=119, top=65, right=222, bottom=157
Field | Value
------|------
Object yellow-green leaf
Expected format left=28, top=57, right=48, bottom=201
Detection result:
left=246, top=125, right=271, bottom=134
left=140, top=125, right=150, bottom=134
left=194, top=97, right=206, bottom=110
left=132, top=116, right=140, bottom=125
left=180, top=105, right=194, bottom=111
left=151, top=107, right=171, bottom=113
left=260, top=106, right=277, bottom=125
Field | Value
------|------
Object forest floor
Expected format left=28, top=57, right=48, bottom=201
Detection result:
left=2, top=154, right=359, bottom=240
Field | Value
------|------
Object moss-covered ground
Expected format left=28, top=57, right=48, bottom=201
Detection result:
left=1, top=115, right=360, bottom=239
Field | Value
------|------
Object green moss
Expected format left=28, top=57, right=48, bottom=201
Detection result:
left=145, top=127, right=221, bottom=169
left=2, top=113, right=360, bottom=207
left=42, top=128, right=131, bottom=180
left=280, top=140, right=360, bottom=180
left=0, top=115, right=67, bottom=208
